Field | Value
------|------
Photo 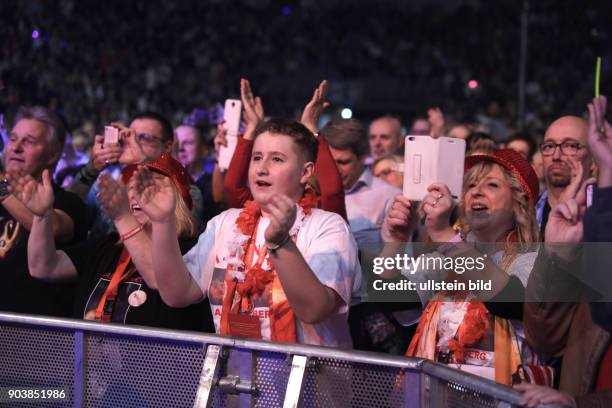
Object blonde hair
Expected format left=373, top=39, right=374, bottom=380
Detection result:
left=458, top=162, right=539, bottom=246
left=174, top=185, right=197, bottom=238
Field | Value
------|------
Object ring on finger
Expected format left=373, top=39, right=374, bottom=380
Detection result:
left=436, top=192, right=443, bottom=200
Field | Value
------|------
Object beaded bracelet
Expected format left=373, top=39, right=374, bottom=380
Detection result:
left=120, top=223, right=145, bottom=243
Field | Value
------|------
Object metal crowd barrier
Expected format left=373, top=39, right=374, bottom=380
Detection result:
left=0, top=313, right=560, bottom=408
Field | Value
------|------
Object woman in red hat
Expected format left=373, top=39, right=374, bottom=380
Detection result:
left=382, top=148, right=543, bottom=385
left=18, top=154, right=211, bottom=331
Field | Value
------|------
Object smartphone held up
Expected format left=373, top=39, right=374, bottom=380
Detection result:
left=104, top=126, right=119, bottom=145
left=217, top=99, right=242, bottom=171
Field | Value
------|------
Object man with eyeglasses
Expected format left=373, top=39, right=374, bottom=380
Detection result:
left=536, top=116, right=593, bottom=239
left=68, top=112, right=203, bottom=237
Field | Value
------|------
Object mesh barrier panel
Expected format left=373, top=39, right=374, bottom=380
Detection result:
left=1, top=316, right=558, bottom=408
left=251, top=350, right=291, bottom=407
left=0, top=324, right=74, bottom=408
left=300, top=357, right=411, bottom=408
left=84, top=333, right=204, bottom=408
left=440, top=379, right=518, bottom=408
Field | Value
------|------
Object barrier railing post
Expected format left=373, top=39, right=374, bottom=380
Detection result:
left=283, top=355, right=308, bottom=408
left=73, top=329, right=85, bottom=408
left=193, top=344, right=223, bottom=408
left=223, top=347, right=255, bottom=407
left=402, top=368, right=421, bottom=408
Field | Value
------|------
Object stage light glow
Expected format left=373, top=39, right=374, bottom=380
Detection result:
left=468, top=80, right=478, bottom=89
left=31, top=30, right=39, bottom=39
left=341, top=108, right=352, bottom=119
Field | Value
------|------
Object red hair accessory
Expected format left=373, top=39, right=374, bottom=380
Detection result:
left=465, top=149, right=539, bottom=203
left=121, top=154, right=193, bottom=209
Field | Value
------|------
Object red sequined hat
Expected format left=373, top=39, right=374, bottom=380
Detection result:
left=121, top=154, right=193, bottom=209
left=464, top=148, right=539, bottom=203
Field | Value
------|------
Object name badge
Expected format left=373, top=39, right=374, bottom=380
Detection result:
left=228, top=312, right=262, bottom=340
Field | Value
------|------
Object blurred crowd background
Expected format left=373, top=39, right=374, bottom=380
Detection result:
left=0, top=0, right=610, bottom=153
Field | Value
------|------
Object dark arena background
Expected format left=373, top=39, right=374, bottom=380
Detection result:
left=0, top=1, right=611, bottom=407
left=1, top=0, right=610, bottom=132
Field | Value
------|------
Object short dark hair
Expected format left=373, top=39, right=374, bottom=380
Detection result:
left=252, top=118, right=318, bottom=163
left=506, top=132, right=537, bottom=160
left=130, top=111, right=174, bottom=143
left=319, top=118, right=369, bottom=157
left=14, top=106, right=66, bottom=160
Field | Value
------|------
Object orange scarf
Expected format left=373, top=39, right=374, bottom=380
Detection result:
left=219, top=190, right=318, bottom=343
left=405, top=246, right=522, bottom=386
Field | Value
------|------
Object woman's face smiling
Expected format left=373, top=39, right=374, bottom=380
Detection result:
left=464, top=163, right=515, bottom=241
left=248, top=132, right=313, bottom=207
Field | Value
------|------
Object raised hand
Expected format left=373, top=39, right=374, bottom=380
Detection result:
left=421, top=183, right=455, bottom=241
left=114, top=122, right=146, bottom=164
left=300, top=80, right=330, bottom=133
left=92, top=134, right=122, bottom=171
left=97, top=173, right=131, bottom=222
left=8, top=169, right=54, bottom=216
left=129, top=167, right=176, bottom=223
left=558, top=157, right=585, bottom=203
left=587, top=95, right=612, bottom=187
left=240, top=78, right=264, bottom=140
left=546, top=198, right=584, bottom=244
left=261, top=194, right=297, bottom=245
left=382, top=194, right=416, bottom=242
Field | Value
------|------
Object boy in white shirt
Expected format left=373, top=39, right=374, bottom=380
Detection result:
left=130, top=118, right=360, bottom=348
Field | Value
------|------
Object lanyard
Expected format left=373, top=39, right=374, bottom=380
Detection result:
left=94, top=247, right=136, bottom=322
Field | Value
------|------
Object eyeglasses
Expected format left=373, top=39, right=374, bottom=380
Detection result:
left=539, top=141, right=585, bottom=156
left=136, top=133, right=164, bottom=146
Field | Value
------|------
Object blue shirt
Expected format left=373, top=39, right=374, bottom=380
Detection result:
left=345, top=167, right=400, bottom=247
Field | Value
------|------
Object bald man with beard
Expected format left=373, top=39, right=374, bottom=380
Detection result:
left=536, top=116, right=593, bottom=239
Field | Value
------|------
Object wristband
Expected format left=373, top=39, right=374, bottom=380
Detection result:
left=120, top=223, right=145, bottom=243
left=266, top=234, right=292, bottom=254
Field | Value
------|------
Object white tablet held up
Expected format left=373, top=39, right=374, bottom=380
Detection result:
left=402, top=136, right=466, bottom=201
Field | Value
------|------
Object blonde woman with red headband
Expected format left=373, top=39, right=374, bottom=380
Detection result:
left=383, top=149, right=544, bottom=385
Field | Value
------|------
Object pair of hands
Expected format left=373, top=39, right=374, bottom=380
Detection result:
left=382, top=183, right=454, bottom=242
left=213, top=79, right=329, bottom=155
left=91, top=123, right=146, bottom=172
left=5, top=169, right=55, bottom=216
left=121, top=165, right=297, bottom=244
left=3, top=166, right=138, bottom=223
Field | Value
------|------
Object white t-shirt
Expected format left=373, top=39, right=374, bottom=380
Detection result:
left=183, top=206, right=361, bottom=349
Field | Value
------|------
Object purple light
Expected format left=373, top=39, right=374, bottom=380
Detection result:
left=281, top=6, right=291, bottom=16
left=31, top=30, right=39, bottom=39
